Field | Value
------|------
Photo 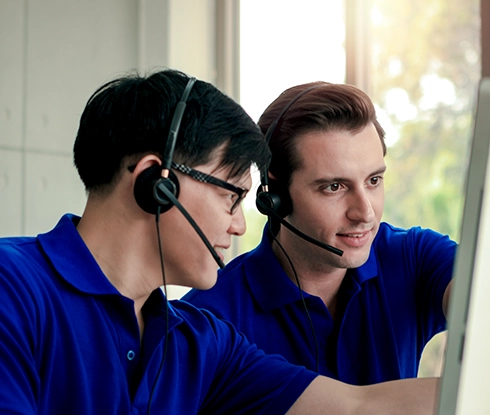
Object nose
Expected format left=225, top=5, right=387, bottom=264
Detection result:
left=229, top=204, right=247, bottom=236
left=346, top=189, right=375, bottom=223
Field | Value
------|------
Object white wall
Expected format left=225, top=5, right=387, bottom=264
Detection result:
left=0, top=0, right=221, bottom=239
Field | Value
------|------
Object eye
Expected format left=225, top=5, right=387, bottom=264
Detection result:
left=323, top=182, right=341, bottom=192
left=370, top=176, right=383, bottom=186
left=230, top=193, right=246, bottom=214
left=224, top=192, right=241, bottom=209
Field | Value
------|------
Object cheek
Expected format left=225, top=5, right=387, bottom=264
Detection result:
left=177, top=191, right=230, bottom=246
left=372, top=190, right=385, bottom=218
left=292, top=196, right=340, bottom=228
left=177, top=187, right=213, bottom=224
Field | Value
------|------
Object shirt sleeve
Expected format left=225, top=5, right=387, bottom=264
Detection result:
left=375, top=224, right=457, bottom=347
left=411, top=227, right=456, bottom=327
left=172, top=302, right=317, bottom=415
left=0, top=248, right=39, bottom=414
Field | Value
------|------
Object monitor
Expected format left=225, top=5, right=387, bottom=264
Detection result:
left=437, top=77, right=490, bottom=414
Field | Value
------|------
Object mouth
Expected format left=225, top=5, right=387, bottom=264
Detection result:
left=337, top=232, right=366, bottom=238
left=336, top=229, right=372, bottom=247
left=214, top=246, right=227, bottom=261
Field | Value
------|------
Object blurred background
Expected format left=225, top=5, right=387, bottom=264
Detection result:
left=0, top=0, right=483, bottom=379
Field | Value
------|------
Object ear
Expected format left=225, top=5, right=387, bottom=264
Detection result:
left=130, top=155, right=163, bottom=215
left=129, top=155, right=162, bottom=185
left=268, top=171, right=278, bottom=181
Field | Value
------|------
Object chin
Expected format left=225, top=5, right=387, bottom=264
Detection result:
left=192, top=267, right=219, bottom=291
left=343, top=251, right=371, bottom=269
left=194, top=279, right=217, bottom=291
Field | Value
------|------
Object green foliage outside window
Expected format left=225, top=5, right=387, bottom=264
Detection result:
left=371, top=0, right=480, bottom=377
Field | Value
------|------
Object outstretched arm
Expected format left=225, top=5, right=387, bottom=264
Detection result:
left=443, top=280, right=453, bottom=318
left=287, top=376, right=439, bottom=415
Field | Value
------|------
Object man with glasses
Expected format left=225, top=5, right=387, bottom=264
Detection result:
left=0, top=69, right=439, bottom=414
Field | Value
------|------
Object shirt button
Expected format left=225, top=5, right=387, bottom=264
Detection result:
left=127, top=350, right=136, bottom=361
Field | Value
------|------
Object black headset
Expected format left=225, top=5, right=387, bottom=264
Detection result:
left=134, top=77, right=197, bottom=214
left=255, top=84, right=343, bottom=257
left=256, top=84, right=322, bottom=219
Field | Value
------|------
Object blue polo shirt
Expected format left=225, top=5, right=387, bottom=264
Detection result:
left=0, top=214, right=316, bottom=414
left=183, top=222, right=456, bottom=384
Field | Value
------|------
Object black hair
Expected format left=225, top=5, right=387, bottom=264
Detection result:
left=73, top=68, right=270, bottom=192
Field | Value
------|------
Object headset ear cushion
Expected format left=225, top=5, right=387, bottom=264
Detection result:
left=267, top=179, right=292, bottom=218
left=134, top=165, right=180, bottom=214
left=256, top=190, right=282, bottom=216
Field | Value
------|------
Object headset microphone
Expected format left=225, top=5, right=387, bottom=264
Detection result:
left=154, top=177, right=226, bottom=269
left=256, top=197, right=343, bottom=256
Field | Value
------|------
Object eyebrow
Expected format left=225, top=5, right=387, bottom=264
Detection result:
left=226, top=172, right=252, bottom=193
left=311, top=166, right=387, bottom=186
left=233, top=179, right=252, bottom=193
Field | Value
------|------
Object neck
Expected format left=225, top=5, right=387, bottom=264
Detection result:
left=76, top=195, right=164, bottom=318
left=271, top=231, right=347, bottom=317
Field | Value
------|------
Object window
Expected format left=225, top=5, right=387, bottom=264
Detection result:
left=239, top=0, right=345, bottom=252
left=239, top=0, right=481, bottom=377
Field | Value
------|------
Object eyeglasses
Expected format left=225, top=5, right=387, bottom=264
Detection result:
left=171, top=162, right=247, bottom=214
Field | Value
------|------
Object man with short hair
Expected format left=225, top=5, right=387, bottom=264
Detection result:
left=184, top=81, right=455, bottom=385
left=0, top=71, right=439, bottom=414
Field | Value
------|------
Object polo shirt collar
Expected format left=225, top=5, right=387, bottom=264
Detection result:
left=38, top=214, right=119, bottom=295
left=244, top=224, right=380, bottom=312
left=37, top=214, right=184, bottom=329
left=350, top=244, right=379, bottom=285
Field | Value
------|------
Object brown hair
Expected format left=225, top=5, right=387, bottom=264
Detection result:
left=258, top=81, right=386, bottom=188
